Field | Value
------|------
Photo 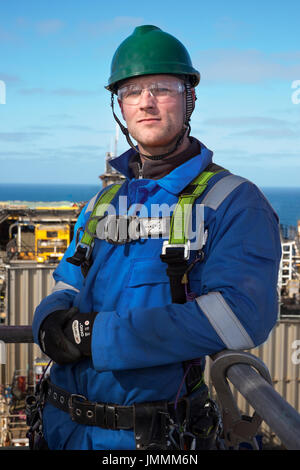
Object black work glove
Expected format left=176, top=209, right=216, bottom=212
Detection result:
left=63, top=310, right=98, bottom=357
left=39, top=307, right=84, bottom=365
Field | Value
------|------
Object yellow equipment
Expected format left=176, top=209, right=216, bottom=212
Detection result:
left=35, top=224, right=70, bottom=263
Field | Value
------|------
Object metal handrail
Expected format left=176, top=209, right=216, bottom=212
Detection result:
left=210, top=350, right=300, bottom=450
left=0, top=326, right=33, bottom=343
left=227, top=361, right=300, bottom=450
left=1, top=326, right=300, bottom=449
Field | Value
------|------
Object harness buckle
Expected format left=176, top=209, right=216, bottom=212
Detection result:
left=161, top=240, right=190, bottom=260
left=66, top=242, right=93, bottom=266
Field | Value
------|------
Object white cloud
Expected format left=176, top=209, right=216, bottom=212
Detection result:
left=213, top=16, right=252, bottom=41
left=195, top=48, right=300, bottom=84
left=0, top=131, right=49, bottom=142
left=18, top=87, right=99, bottom=96
left=0, top=73, right=21, bottom=84
left=47, top=113, right=74, bottom=120
left=0, top=26, right=18, bottom=42
left=35, top=19, right=64, bottom=35
left=230, top=127, right=299, bottom=138
left=51, top=88, right=98, bottom=96
left=79, top=16, right=144, bottom=36
left=202, top=116, right=290, bottom=127
left=19, top=88, right=47, bottom=95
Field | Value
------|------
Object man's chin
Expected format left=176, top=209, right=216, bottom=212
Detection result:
left=135, top=136, right=178, bottom=152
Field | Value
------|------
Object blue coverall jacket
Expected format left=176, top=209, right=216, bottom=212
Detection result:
left=32, top=142, right=282, bottom=450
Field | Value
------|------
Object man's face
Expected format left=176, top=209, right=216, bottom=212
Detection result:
left=118, top=74, right=186, bottom=152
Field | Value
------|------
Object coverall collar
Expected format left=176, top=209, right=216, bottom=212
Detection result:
left=109, top=141, right=213, bottom=196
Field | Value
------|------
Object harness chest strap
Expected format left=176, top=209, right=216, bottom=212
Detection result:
left=160, top=164, right=226, bottom=306
left=67, top=163, right=226, bottom=272
left=168, top=167, right=225, bottom=246
left=66, top=183, right=122, bottom=267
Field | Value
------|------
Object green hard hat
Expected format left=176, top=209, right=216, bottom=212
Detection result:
left=106, top=25, right=200, bottom=92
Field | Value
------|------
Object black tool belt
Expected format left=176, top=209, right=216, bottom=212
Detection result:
left=43, top=378, right=207, bottom=431
left=42, top=378, right=221, bottom=450
left=43, top=378, right=134, bottom=430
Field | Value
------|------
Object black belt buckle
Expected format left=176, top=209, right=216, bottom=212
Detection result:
left=68, top=393, right=88, bottom=421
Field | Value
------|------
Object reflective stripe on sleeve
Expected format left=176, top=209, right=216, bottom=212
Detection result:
left=196, top=292, right=255, bottom=349
left=201, top=175, right=248, bottom=210
left=51, top=281, right=80, bottom=294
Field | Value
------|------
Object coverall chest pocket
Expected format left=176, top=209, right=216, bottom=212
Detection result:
left=117, top=258, right=172, bottom=312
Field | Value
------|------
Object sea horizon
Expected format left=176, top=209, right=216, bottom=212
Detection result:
left=0, top=182, right=299, bottom=228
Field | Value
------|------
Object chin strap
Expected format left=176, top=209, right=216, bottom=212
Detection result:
left=110, top=81, right=195, bottom=161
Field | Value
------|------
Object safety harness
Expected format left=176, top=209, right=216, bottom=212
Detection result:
left=67, top=162, right=226, bottom=295
left=34, top=163, right=226, bottom=450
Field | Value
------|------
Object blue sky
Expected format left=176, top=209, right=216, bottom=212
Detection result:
left=0, top=0, right=300, bottom=187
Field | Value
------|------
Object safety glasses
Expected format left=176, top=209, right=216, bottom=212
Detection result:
left=117, top=80, right=185, bottom=105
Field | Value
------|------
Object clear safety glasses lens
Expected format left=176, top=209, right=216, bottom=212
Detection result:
left=117, top=81, right=185, bottom=105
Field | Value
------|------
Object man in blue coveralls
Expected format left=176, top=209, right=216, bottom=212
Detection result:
left=32, top=25, right=282, bottom=450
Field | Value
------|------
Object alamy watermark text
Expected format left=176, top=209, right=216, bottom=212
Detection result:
left=0, top=340, right=6, bottom=364
left=292, top=340, right=300, bottom=365
left=291, top=80, right=300, bottom=104
left=0, top=80, right=6, bottom=104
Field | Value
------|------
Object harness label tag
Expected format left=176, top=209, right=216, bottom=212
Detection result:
left=139, top=217, right=170, bottom=237
left=95, top=216, right=170, bottom=242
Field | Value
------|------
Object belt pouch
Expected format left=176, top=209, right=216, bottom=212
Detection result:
left=134, top=401, right=169, bottom=450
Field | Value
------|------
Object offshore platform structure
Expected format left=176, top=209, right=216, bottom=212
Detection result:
left=0, top=204, right=80, bottom=265
left=279, top=222, right=300, bottom=315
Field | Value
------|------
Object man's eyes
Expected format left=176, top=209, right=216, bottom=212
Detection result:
left=126, top=89, right=141, bottom=96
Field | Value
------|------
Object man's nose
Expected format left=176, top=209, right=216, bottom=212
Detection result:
left=139, top=88, right=156, bottom=108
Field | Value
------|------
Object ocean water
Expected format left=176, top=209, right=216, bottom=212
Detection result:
left=0, top=183, right=101, bottom=205
left=0, top=183, right=299, bottom=228
left=262, top=187, right=300, bottom=227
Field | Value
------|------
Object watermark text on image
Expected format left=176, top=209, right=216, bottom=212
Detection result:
left=291, top=80, right=300, bottom=104
left=291, top=339, right=300, bottom=365
left=101, top=453, right=198, bottom=467
left=88, top=199, right=205, bottom=250
left=0, top=80, right=6, bottom=104
left=0, top=340, right=6, bottom=364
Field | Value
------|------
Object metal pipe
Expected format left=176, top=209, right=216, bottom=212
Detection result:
left=227, top=362, right=300, bottom=450
left=17, top=224, right=22, bottom=253
left=0, top=326, right=34, bottom=343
